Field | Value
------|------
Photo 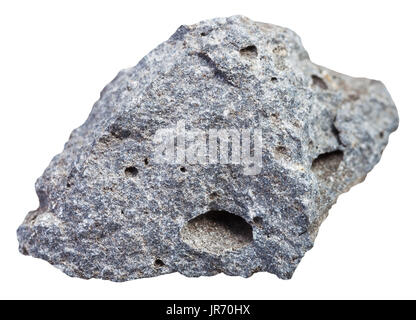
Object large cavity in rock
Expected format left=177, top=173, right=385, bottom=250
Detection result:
left=180, top=210, right=254, bottom=255
left=17, top=16, right=399, bottom=281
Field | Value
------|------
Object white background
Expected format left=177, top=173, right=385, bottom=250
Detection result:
left=1, top=0, right=415, bottom=300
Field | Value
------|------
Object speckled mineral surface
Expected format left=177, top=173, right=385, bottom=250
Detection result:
left=17, top=16, right=399, bottom=281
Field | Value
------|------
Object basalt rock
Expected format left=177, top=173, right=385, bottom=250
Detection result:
left=17, top=16, right=399, bottom=281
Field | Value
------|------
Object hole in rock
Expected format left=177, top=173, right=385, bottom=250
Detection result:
left=239, top=45, right=258, bottom=58
left=253, top=216, right=263, bottom=227
left=271, top=77, right=277, bottom=82
left=180, top=166, right=186, bottom=173
left=209, top=192, right=219, bottom=200
left=124, top=166, right=138, bottom=177
left=311, top=75, right=328, bottom=90
left=154, top=259, right=165, bottom=268
left=110, top=124, right=131, bottom=139
left=311, top=150, right=344, bottom=179
left=180, top=210, right=253, bottom=255
left=144, top=158, right=149, bottom=165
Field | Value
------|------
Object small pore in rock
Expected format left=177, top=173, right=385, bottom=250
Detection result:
left=240, top=45, right=258, bottom=58
left=124, top=166, right=138, bottom=177
left=110, top=125, right=131, bottom=139
left=209, top=191, right=219, bottom=200
left=180, top=210, right=253, bottom=255
left=154, top=259, right=165, bottom=268
left=311, top=75, right=328, bottom=90
left=312, top=150, right=344, bottom=179
left=253, top=216, right=263, bottom=227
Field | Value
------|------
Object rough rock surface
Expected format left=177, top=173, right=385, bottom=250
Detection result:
left=17, top=16, right=399, bottom=281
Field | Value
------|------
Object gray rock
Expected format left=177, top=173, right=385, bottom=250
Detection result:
left=17, top=16, right=399, bottom=281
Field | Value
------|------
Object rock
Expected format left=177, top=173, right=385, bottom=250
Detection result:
left=17, top=16, right=399, bottom=281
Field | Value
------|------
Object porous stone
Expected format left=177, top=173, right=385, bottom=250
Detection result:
left=17, top=16, right=399, bottom=281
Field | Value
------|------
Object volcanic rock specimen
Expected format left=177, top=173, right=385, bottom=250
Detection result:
left=17, top=16, right=399, bottom=281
